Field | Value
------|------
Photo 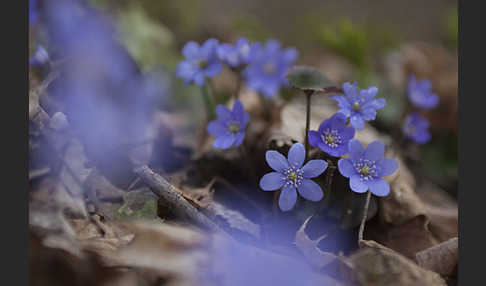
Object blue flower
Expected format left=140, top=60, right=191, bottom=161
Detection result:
left=207, top=100, right=250, bottom=149
left=338, top=140, right=398, bottom=197
left=407, top=74, right=439, bottom=109
left=243, top=39, right=298, bottom=98
left=308, top=113, right=355, bottom=157
left=29, top=0, right=38, bottom=25
left=29, top=45, right=50, bottom=67
left=402, top=112, right=431, bottom=144
left=331, top=82, right=386, bottom=130
left=260, top=143, right=328, bottom=211
left=176, top=39, right=223, bottom=86
left=217, top=37, right=259, bottom=68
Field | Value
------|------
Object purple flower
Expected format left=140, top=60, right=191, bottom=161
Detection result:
left=402, top=112, right=431, bottom=144
left=217, top=37, right=259, bottom=68
left=243, top=39, right=298, bottom=98
left=207, top=100, right=250, bottom=149
left=29, top=45, right=50, bottom=67
left=176, top=39, right=223, bottom=86
left=308, top=113, right=355, bottom=157
left=338, top=140, right=398, bottom=197
left=30, top=0, right=38, bottom=25
left=407, top=74, right=439, bottom=109
left=331, top=82, right=386, bottom=130
left=259, top=143, right=328, bottom=211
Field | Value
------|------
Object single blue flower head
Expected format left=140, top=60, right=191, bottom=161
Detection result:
left=407, top=74, right=439, bottom=109
left=217, top=37, right=259, bottom=68
left=308, top=113, right=355, bottom=157
left=29, top=45, right=50, bottom=67
left=338, top=140, right=398, bottom=197
left=260, top=142, right=328, bottom=211
left=207, top=99, right=250, bottom=149
left=331, top=82, right=386, bottom=130
left=402, top=112, right=431, bottom=144
left=29, top=0, right=38, bottom=25
left=243, top=39, right=298, bottom=98
left=176, top=39, right=223, bottom=86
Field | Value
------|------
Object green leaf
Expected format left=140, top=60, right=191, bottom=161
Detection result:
left=286, top=66, right=335, bottom=92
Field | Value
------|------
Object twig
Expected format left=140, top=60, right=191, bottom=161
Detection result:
left=133, top=164, right=226, bottom=233
left=358, top=191, right=372, bottom=246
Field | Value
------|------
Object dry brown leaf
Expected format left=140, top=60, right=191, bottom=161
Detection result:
left=350, top=239, right=446, bottom=286
left=415, top=237, right=458, bottom=276
left=365, top=215, right=439, bottom=259
left=295, top=216, right=340, bottom=269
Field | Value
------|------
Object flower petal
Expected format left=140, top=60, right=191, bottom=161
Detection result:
left=348, top=139, right=364, bottom=162
left=182, top=41, right=200, bottom=59
left=297, top=179, right=324, bottom=201
left=368, top=178, right=390, bottom=197
left=360, top=107, right=377, bottom=121
left=340, top=126, right=355, bottom=141
left=302, top=160, right=328, bottom=178
left=342, top=82, right=358, bottom=97
left=377, top=158, right=398, bottom=177
left=287, top=143, right=305, bottom=168
left=232, top=100, right=245, bottom=121
left=215, top=104, right=232, bottom=121
left=204, top=62, right=222, bottom=77
left=259, top=172, right=285, bottom=191
left=308, top=131, right=322, bottom=148
left=363, top=141, right=385, bottom=161
left=213, top=134, right=235, bottom=149
left=349, top=175, right=368, bottom=193
left=279, top=185, right=297, bottom=211
left=265, top=150, right=289, bottom=172
left=233, top=132, right=245, bottom=147
left=207, top=120, right=226, bottom=137
left=350, top=115, right=364, bottom=130
left=338, top=158, right=355, bottom=178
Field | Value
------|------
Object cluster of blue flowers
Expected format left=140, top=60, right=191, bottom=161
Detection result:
left=176, top=37, right=397, bottom=212
left=176, top=37, right=298, bottom=98
left=259, top=81, right=396, bottom=211
left=402, top=74, right=439, bottom=144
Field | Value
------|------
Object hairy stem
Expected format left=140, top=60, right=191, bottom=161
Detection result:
left=358, top=191, right=372, bottom=245
left=304, top=90, right=314, bottom=161
left=201, top=84, right=215, bottom=120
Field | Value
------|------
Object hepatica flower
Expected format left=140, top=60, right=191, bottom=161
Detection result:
left=217, top=37, right=259, bottom=68
left=407, top=74, right=439, bottom=109
left=260, top=143, right=328, bottom=211
left=402, top=112, right=431, bottom=144
left=338, top=140, right=398, bottom=197
left=243, top=39, right=298, bottom=98
left=331, top=82, right=386, bottom=130
left=207, top=100, right=249, bottom=149
left=176, top=39, right=223, bottom=86
left=308, top=113, right=355, bottom=157
left=29, top=45, right=50, bottom=67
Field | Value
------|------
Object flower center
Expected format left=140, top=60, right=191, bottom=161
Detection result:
left=353, top=102, right=361, bottom=111
left=354, top=159, right=377, bottom=181
left=228, top=123, right=240, bottom=133
left=198, top=59, right=208, bottom=69
left=321, top=129, right=342, bottom=148
left=264, top=62, right=276, bottom=75
left=283, top=166, right=304, bottom=187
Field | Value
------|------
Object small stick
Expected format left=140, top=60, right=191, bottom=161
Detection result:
left=358, top=191, right=372, bottom=245
left=133, top=164, right=225, bottom=233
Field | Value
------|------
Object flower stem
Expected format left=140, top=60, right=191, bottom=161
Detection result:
left=358, top=191, right=372, bottom=246
left=234, top=75, right=243, bottom=99
left=304, top=90, right=314, bottom=161
left=201, top=84, right=215, bottom=120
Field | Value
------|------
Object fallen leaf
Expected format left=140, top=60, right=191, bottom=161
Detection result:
left=415, top=237, right=458, bottom=276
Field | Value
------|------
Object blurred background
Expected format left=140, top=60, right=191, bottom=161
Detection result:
left=80, top=0, right=457, bottom=196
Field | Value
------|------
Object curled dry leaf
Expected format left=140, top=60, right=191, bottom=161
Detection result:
left=295, top=216, right=340, bottom=269
left=415, top=237, right=458, bottom=276
left=351, top=239, right=446, bottom=286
